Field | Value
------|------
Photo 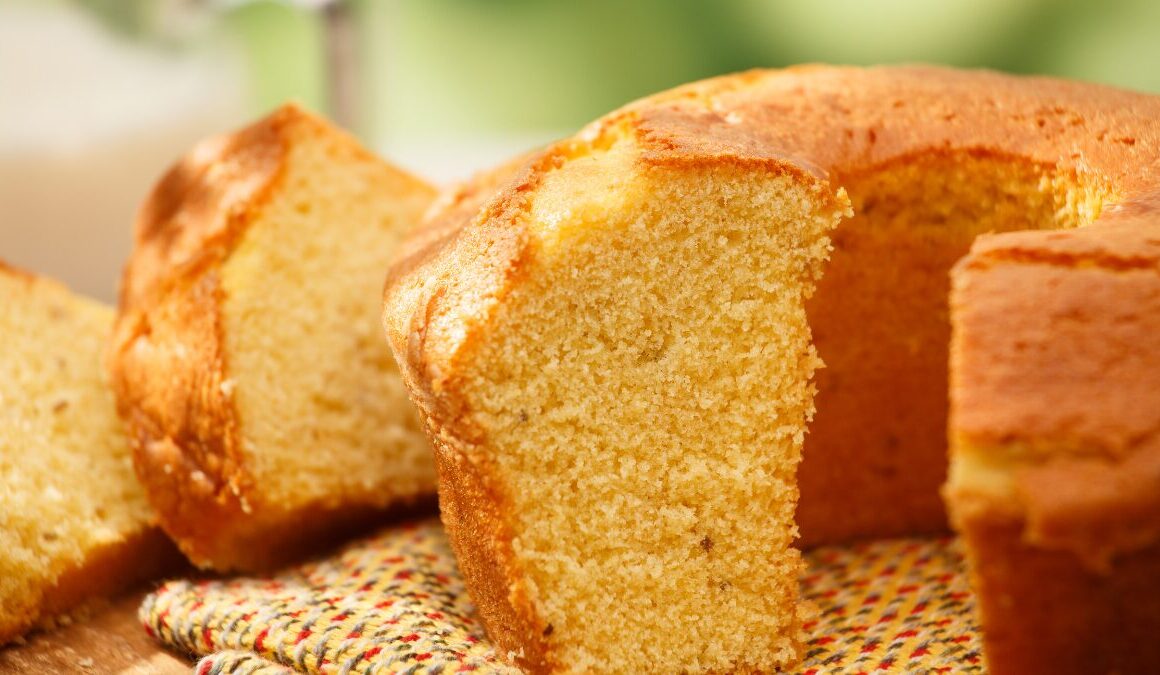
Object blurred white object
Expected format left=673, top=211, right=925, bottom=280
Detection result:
left=0, top=3, right=248, bottom=302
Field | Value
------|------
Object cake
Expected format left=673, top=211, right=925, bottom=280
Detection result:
left=382, top=65, right=1160, bottom=672
left=110, top=104, right=439, bottom=572
left=946, top=208, right=1160, bottom=674
left=0, top=263, right=178, bottom=645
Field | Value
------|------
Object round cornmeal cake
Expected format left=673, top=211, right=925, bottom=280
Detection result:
left=382, top=65, right=1160, bottom=674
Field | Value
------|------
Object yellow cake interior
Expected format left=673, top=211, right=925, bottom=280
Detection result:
left=456, top=134, right=846, bottom=672
left=0, top=272, right=156, bottom=640
left=220, top=123, right=437, bottom=518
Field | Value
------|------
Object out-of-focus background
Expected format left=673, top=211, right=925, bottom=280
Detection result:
left=3, top=0, right=1159, bottom=301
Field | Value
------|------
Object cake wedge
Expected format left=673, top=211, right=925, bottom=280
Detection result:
left=111, top=104, right=439, bottom=571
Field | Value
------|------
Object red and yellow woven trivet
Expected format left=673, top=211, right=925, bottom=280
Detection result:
left=140, top=520, right=983, bottom=674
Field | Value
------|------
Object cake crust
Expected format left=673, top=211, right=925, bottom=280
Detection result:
left=948, top=207, right=1160, bottom=673
left=384, top=66, right=1160, bottom=671
left=951, top=210, right=1160, bottom=565
left=386, top=152, right=554, bottom=671
left=111, top=107, right=296, bottom=570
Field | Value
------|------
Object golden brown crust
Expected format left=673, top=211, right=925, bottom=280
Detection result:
left=111, top=104, right=434, bottom=571
left=118, top=105, right=291, bottom=313
left=0, top=519, right=183, bottom=646
left=383, top=65, right=1160, bottom=669
left=110, top=106, right=293, bottom=571
left=0, top=259, right=38, bottom=283
left=950, top=216, right=1160, bottom=564
left=36, top=528, right=183, bottom=630
left=430, top=433, right=551, bottom=673
left=953, top=223, right=1160, bottom=452
left=385, top=153, right=555, bottom=669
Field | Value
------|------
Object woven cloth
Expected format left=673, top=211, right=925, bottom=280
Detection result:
left=140, top=519, right=984, bottom=674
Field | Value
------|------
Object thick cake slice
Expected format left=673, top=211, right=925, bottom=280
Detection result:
left=110, top=104, right=439, bottom=572
left=386, top=126, right=849, bottom=673
left=946, top=212, right=1160, bottom=675
left=0, top=264, right=177, bottom=645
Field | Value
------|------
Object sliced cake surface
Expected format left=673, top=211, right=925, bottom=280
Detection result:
left=391, top=133, right=846, bottom=673
left=111, top=104, right=439, bottom=571
left=383, top=65, right=1160, bottom=673
left=0, top=263, right=175, bottom=645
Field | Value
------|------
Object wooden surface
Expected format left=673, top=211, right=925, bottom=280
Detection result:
left=0, top=591, right=193, bottom=675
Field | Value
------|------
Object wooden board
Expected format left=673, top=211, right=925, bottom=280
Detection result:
left=0, top=591, right=193, bottom=674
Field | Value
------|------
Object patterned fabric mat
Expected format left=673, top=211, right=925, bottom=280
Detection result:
left=141, top=519, right=984, bottom=674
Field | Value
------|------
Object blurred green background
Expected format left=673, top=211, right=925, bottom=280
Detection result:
left=2, top=0, right=1159, bottom=300
left=356, top=0, right=1160, bottom=140
left=64, top=0, right=1160, bottom=152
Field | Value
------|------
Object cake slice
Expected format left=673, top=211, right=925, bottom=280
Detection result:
left=0, top=263, right=178, bottom=645
left=385, top=123, right=849, bottom=673
left=110, top=104, right=439, bottom=572
left=946, top=214, right=1160, bottom=675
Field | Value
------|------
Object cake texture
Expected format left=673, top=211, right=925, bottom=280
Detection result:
left=0, top=263, right=178, bottom=645
left=382, top=65, right=1160, bottom=673
left=110, top=104, right=439, bottom=572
